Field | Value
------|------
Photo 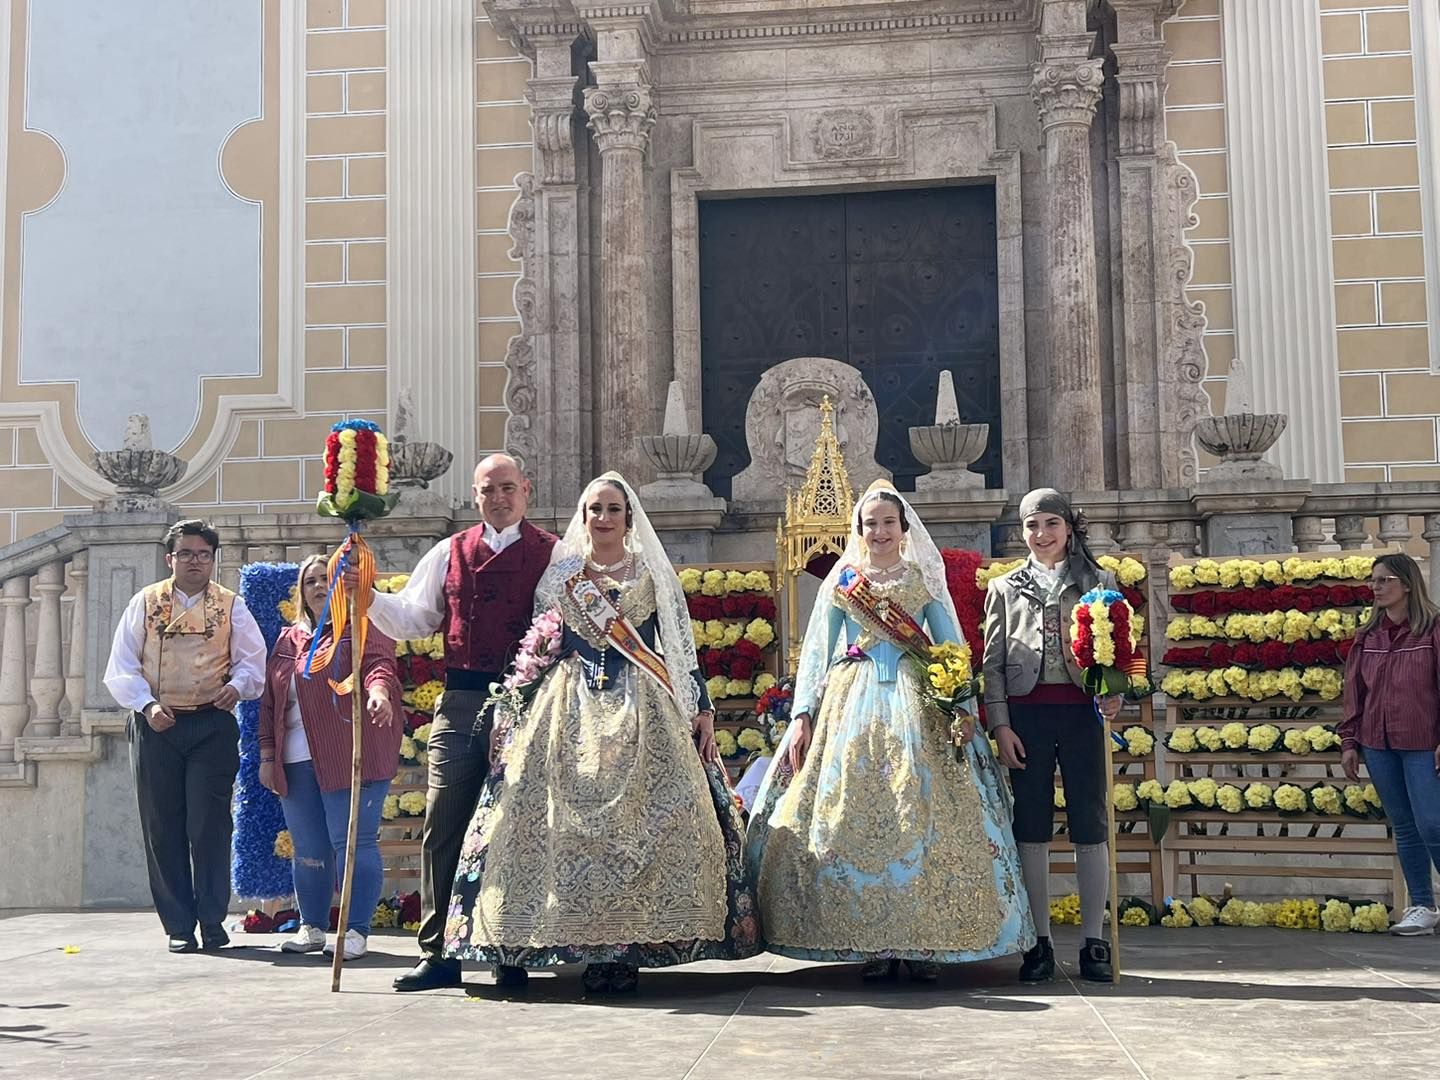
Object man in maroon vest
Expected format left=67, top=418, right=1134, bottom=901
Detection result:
left=362, top=453, right=557, bottom=992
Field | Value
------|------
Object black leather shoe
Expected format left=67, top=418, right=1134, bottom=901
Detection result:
left=200, top=924, right=229, bottom=951
left=494, top=965, right=528, bottom=989
left=1018, top=937, right=1055, bottom=983
left=1079, top=937, right=1113, bottom=983
left=393, top=958, right=462, bottom=992
left=168, top=934, right=198, bottom=954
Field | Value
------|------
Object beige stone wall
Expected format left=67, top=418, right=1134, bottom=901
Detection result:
left=1321, top=0, right=1435, bottom=481
left=1165, top=0, right=1439, bottom=481
left=237, top=0, right=391, bottom=518
left=474, top=13, right=530, bottom=458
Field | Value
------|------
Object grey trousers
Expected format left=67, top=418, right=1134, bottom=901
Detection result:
left=418, top=687, right=494, bottom=961
left=129, top=707, right=240, bottom=935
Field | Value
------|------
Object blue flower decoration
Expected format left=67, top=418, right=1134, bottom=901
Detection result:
left=231, top=561, right=299, bottom=899
left=1078, top=587, right=1126, bottom=606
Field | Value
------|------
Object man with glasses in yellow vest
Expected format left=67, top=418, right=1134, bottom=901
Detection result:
left=104, top=519, right=267, bottom=953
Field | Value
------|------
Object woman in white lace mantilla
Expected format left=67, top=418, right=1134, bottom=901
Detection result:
left=745, top=480, right=1034, bottom=980
left=443, top=473, right=761, bottom=993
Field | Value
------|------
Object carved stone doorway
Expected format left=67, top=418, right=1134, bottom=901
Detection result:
left=698, top=184, right=1002, bottom=499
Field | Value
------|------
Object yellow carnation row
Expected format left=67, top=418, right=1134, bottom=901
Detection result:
left=678, top=567, right=774, bottom=596
left=404, top=679, right=444, bottom=714
left=1167, top=722, right=1340, bottom=755
left=1161, top=895, right=1387, bottom=932
left=375, top=574, right=410, bottom=594
left=977, top=555, right=1148, bottom=590
left=691, top=617, right=776, bottom=650
left=1160, top=666, right=1343, bottom=702
left=1170, top=555, right=1374, bottom=590
left=706, top=675, right=764, bottom=701
left=1132, top=776, right=1379, bottom=816
left=396, top=633, right=445, bottom=660
left=1165, top=609, right=1361, bottom=644
left=976, top=559, right=1026, bottom=589
left=381, top=791, right=427, bottom=820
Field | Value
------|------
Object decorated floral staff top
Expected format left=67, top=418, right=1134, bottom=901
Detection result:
left=318, top=419, right=399, bottom=521
left=1070, top=587, right=1151, bottom=698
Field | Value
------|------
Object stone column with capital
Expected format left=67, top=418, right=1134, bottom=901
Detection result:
left=1032, top=47, right=1107, bottom=492
left=585, top=63, right=656, bottom=483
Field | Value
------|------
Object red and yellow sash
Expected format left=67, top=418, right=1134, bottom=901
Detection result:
left=835, top=565, right=934, bottom=659
left=567, top=572, right=676, bottom=701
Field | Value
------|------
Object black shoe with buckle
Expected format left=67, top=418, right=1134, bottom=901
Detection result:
left=200, top=924, right=229, bottom=951
left=1018, top=937, right=1055, bottom=983
left=393, top=957, right=463, bottom=992
left=1079, top=937, right=1113, bottom=983
left=167, top=933, right=199, bottom=954
left=494, top=964, right=528, bottom=990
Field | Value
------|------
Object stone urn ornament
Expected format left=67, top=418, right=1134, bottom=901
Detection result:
left=909, top=371, right=989, bottom=491
left=1194, top=359, right=1287, bottom=480
left=92, top=414, right=187, bottom=511
left=387, top=390, right=454, bottom=509
left=636, top=381, right=719, bottom=500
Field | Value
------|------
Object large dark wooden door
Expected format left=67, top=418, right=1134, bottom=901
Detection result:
left=699, top=185, right=1001, bottom=498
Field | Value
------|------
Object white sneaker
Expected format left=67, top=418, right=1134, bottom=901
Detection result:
left=322, top=929, right=369, bottom=959
left=279, top=925, right=327, bottom=954
left=1391, top=905, right=1440, bottom=936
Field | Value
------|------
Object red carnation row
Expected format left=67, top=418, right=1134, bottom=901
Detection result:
left=687, top=593, right=778, bottom=622
left=700, top=639, right=766, bottom=680
left=1171, top=584, right=1372, bottom=616
left=323, top=432, right=342, bottom=489
left=942, top=549, right=985, bottom=649
left=1073, top=604, right=1097, bottom=668
left=1120, top=584, right=1146, bottom=611
left=1161, top=638, right=1355, bottom=670
left=403, top=655, right=444, bottom=687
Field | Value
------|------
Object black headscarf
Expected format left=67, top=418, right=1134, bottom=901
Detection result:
left=1018, top=487, right=1103, bottom=588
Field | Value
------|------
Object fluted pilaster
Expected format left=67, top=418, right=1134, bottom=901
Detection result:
left=388, top=0, right=477, bottom=501
left=1222, top=6, right=1342, bottom=482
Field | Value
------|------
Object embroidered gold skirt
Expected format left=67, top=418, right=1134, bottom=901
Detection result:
left=444, top=657, right=761, bottom=966
left=745, top=658, right=1034, bottom=962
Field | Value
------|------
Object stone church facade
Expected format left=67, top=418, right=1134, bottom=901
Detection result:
left=0, top=0, right=1434, bottom=538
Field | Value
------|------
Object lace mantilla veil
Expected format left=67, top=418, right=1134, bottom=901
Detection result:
left=534, top=471, right=703, bottom=719
left=790, top=479, right=969, bottom=719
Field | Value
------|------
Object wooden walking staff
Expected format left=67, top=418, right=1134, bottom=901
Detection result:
left=305, top=533, right=381, bottom=990
left=309, top=419, right=398, bottom=991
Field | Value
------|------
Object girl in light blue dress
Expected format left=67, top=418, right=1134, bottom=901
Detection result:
left=746, top=481, right=1034, bottom=980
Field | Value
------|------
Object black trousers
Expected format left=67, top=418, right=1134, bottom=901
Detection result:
left=1007, top=700, right=1109, bottom=846
left=418, top=686, right=494, bottom=961
left=129, top=707, right=240, bottom=935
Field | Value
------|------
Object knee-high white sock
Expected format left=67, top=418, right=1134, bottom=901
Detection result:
left=1018, top=841, right=1051, bottom=940
left=1075, top=842, right=1110, bottom=942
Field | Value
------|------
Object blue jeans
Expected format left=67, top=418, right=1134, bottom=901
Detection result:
left=280, top=760, right=391, bottom=936
left=1363, top=746, right=1440, bottom=907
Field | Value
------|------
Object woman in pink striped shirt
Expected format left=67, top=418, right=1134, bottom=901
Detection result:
left=1341, top=552, right=1440, bottom=936
left=259, top=554, right=403, bottom=959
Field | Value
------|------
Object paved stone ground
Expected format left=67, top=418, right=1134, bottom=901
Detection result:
left=2, top=910, right=1437, bottom=1079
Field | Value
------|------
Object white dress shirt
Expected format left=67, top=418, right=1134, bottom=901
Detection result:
left=103, top=585, right=268, bottom=713
left=367, top=521, right=524, bottom=642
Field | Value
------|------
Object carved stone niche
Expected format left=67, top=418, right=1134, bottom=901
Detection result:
left=730, top=357, right=889, bottom=504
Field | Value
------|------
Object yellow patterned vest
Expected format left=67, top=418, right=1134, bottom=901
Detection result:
left=139, top=580, right=236, bottom=708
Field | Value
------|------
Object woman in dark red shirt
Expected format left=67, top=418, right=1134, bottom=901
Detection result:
left=259, top=554, right=403, bottom=959
left=1341, top=552, right=1440, bottom=936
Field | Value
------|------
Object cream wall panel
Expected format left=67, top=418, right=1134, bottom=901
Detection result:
left=18, top=3, right=264, bottom=452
